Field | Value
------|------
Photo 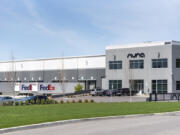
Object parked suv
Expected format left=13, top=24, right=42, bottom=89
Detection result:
left=90, top=88, right=104, bottom=96
left=119, top=88, right=138, bottom=96
left=114, top=89, right=122, bottom=96
left=90, top=89, right=96, bottom=96
left=96, top=89, right=106, bottom=96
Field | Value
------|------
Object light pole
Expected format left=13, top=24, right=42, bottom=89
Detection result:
left=111, top=84, right=113, bottom=102
left=85, top=58, right=88, bottom=91
left=130, top=80, right=132, bottom=102
left=129, top=60, right=132, bottom=103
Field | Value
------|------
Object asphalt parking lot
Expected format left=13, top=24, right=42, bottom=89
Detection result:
left=55, top=95, right=148, bottom=103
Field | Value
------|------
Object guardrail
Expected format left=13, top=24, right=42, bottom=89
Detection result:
left=149, top=93, right=180, bottom=101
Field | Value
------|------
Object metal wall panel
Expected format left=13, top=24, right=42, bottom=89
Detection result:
left=0, top=68, right=105, bottom=94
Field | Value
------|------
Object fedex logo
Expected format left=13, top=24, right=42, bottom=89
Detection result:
left=40, top=84, right=55, bottom=91
left=22, top=84, right=32, bottom=91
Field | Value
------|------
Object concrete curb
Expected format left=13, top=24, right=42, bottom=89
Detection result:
left=0, top=111, right=179, bottom=134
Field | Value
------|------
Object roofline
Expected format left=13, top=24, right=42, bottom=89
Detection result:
left=0, top=54, right=105, bottom=64
left=106, top=40, right=180, bottom=50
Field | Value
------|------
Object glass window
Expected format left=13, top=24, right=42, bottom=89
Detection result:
left=176, top=81, right=180, bottom=90
left=130, top=60, right=144, bottom=69
left=152, top=59, right=168, bottom=68
left=151, top=80, right=168, bottom=94
left=176, top=59, right=180, bottom=68
left=129, top=80, right=144, bottom=92
left=109, top=61, right=122, bottom=70
left=109, top=80, right=122, bottom=90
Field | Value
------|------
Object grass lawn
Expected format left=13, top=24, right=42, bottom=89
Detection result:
left=1, top=102, right=180, bottom=129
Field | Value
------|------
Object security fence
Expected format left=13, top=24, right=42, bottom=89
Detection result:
left=149, top=93, right=180, bottom=101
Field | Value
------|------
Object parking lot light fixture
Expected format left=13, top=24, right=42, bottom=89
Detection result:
left=111, top=85, right=113, bottom=102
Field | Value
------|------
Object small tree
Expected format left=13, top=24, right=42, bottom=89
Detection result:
left=75, top=83, right=83, bottom=92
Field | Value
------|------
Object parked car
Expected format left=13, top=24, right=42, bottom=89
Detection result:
left=16, top=95, right=48, bottom=103
left=114, top=89, right=122, bottom=96
left=35, top=95, right=48, bottom=101
left=90, top=88, right=105, bottom=96
left=96, top=89, right=106, bottom=96
left=0, top=96, right=16, bottom=103
left=16, top=96, right=36, bottom=103
left=119, top=88, right=130, bottom=96
left=105, top=90, right=114, bottom=96
left=90, top=89, right=97, bottom=96
left=106, top=89, right=122, bottom=96
left=119, top=88, right=138, bottom=96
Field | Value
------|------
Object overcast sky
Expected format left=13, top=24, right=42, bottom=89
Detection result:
left=0, top=0, right=180, bottom=61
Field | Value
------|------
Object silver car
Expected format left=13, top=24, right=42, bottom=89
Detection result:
left=0, top=96, right=15, bottom=103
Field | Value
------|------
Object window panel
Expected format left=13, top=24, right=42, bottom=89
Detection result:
left=151, top=80, right=168, bottom=93
left=109, top=61, right=122, bottom=70
left=176, top=81, right=180, bottom=90
left=109, top=80, right=122, bottom=90
left=130, top=60, right=144, bottom=69
left=152, top=59, right=168, bottom=68
left=176, top=59, right=180, bottom=68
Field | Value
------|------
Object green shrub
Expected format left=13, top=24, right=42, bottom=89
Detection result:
left=49, top=100, right=54, bottom=104
left=30, top=100, right=35, bottom=105
left=36, top=99, right=41, bottom=104
left=78, top=99, right=82, bottom=103
left=75, top=83, right=83, bottom=92
left=90, top=99, right=94, bottom=103
left=20, top=101, right=24, bottom=106
left=72, top=100, right=76, bottom=103
left=7, top=101, right=13, bottom=106
left=46, top=99, right=50, bottom=104
left=84, top=99, right=89, bottom=103
left=60, top=100, right=64, bottom=104
left=2, top=102, right=6, bottom=106
left=47, top=99, right=56, bottom=104
left=15, top=102, right=19, bottom=106
left=55, top=100, right=58, bottom=104
left=25, top=100, right=29, bottom=105
left=41, top=99, right=46, bottom=104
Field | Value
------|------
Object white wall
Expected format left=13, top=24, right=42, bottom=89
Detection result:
left=105, top=44, right=173, bottom=93
left=0, top=55, right=105, bottom=72
left=15, top=82, right=85, bottom=94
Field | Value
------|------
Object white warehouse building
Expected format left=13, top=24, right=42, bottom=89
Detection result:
left=0, top=55, right=105, bottom=95
left=1, top=40, right=180, bottom=95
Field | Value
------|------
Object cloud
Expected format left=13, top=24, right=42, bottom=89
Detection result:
left=21, top=0, right=98, bottom=50
left=1, top=0, right=180, bottom=60
left=23, top=0, right=40, bottom=20
left=73, top=0, right=180, bottom=43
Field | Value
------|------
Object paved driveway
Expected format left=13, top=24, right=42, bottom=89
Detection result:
left=3, top=112, right=180, bottom=135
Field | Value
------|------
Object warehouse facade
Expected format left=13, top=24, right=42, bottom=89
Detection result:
left=102, top=40, right=180, bottom=94
left=1, top=40, right=180, bottom=95
left=0, top=55, right=105, bottom=95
